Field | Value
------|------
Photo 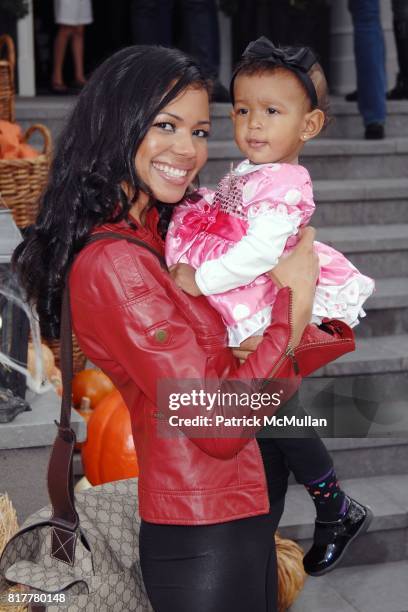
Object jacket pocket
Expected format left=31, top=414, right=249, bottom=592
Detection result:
left=144, top=321, right=173, bottom=347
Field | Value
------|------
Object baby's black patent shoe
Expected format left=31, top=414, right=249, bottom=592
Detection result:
left=303, top=496, right=373, bottom=576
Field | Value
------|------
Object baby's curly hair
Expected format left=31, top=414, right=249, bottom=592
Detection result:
left=308, top=62, right=331, bottom=130
left=230, top=55, right=332, bottom=131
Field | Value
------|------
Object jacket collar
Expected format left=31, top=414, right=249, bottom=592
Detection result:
left=93, top=207, right=164, bottom=253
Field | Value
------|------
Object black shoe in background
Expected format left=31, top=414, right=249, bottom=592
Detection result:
left=365, top=122, right=385, bottom=140
left=303, top=496, right=373, bottom=577
left=345, top=90, right=358, bottom=102
left=212, top=80, right=230, bottom=103
left=387, top=75, right=408, bottom=100
left=50, top=82, right=69, bottom=95
left=69, top=80, right=86, bottom=95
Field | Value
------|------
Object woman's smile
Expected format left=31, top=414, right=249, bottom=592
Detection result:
left=151, top=161, right=193, bottom=185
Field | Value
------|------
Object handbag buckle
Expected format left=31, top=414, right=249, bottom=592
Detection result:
left=51, top=526, right=77, bottom=566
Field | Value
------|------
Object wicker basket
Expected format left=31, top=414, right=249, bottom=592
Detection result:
left=0, top=34, right=15, bottom=123
left=0, top=123, right=52, bottom=228
left=0, top=494, right=27, bottom=612
left=45, top=334, right=88, bottom=376
left=276, top=532, right=306, bottom=611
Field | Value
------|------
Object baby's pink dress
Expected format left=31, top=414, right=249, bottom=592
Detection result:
left=166, top=161, right=375, bottom=346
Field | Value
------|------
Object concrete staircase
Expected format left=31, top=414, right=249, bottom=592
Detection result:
left=290, top=560, right=408, bottom=612
left=16, top=96, right=408, bottom=610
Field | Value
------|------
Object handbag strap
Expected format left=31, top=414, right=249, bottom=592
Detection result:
left=47, top=230, right=167, bottom=563
left=84, top=231, right=168, bottom=270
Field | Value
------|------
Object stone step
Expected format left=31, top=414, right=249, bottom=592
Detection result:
left=206, top=178, right=408, bottom=227
left=279, top=474, right=408, bottom=567
left=313, top=178, right=408, bottom=227
left=210, top=98, right=408, bottom=141
left=298, top=373, right=408, bottom=440
left=202, top=139, right=408, bottom=183
left=16, top=96, right=74, bottom=141
left=16, top=97, right=408, bottom=142
left=371, top=279, right=408, bottom=313
left=289, top=560, right=408, bottom=612
left=289, top=439, right=408, bottom=482
left=354, top=277, right=408, bottom=338
left=316, top=224, right=408, bottom=278
left=73, top=439, right=408, bottom=483
left=314, top=99, right=408, bottom=141
left=297, top=334, right=408, bottom=438
left=310, top=334, right=408, bottom=377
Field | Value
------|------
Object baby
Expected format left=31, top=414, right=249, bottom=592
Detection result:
left=167, top=40, right=374, bottom=345
left=166, top=37, right=374, bottom=576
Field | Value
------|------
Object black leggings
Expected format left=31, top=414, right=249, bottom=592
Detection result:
left=140, top=395, right=334, bottom=611
left=257, top=392, right=334, bottom=485
left=140, top=495, right=285, bottom=612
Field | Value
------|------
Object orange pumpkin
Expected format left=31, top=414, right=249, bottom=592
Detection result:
left=72, top=368, right=115, bottom=409
left=81, top=389, right=139, bottom=485
left=27, top=342, right=55, bottom=380
left=48, top=366, right=62, bottom=396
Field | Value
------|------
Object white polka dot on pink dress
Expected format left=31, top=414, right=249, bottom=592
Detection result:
left=232, top=304, right=251, bottom=320
left=318, top=252, right=333, bottom=266
left=284, top=189, right=302, bottom=206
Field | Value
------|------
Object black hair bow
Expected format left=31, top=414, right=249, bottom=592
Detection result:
left=241, top=36, right=319, bottom=108
left=243, top=37, right=317, bottom=72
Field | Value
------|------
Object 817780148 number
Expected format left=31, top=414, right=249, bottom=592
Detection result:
left=0, top=592, right=68, bottom=605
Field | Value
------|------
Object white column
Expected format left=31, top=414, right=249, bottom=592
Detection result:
left=17, top=0, right=35, bottom=96
left=330, top=0, right=398, bottom=95
left=330, top=0, right=355, bottom=95
left=218, top=9, right=232, bottom=87
left=382, top=0, right=398, bottom=87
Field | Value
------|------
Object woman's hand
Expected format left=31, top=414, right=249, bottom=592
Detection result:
left=232, top=335, right=263, bottom=364
left=269, top=227, right=319, bottom=347
left=169, top=263, right=202, bottom=296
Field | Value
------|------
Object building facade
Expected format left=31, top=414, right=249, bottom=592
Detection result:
left=15, top=0, right=398, bottom=96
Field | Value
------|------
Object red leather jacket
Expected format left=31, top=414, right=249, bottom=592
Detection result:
left=70, top=209, right=354, bottom=525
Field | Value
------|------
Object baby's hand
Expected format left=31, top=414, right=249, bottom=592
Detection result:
left=232, top=335, right=263, bottom=364
left=169, top=263, right=202, bottom=296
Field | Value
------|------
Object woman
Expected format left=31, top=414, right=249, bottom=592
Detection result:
left=14, top=46, right=331, bottom=611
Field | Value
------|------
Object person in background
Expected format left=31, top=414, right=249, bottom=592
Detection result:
left=388, top=0, right=408, bottom=99
left=346, top=0, right=387, bottom=139
left=129, top=0, right=230, bottom=102
left=228, top=0, right=291, bottom=64
left=52, top=0, right=93, bottom=94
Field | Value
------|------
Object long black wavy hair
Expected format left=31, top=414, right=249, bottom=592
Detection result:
left=13, top=45, right=209, bottom=339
